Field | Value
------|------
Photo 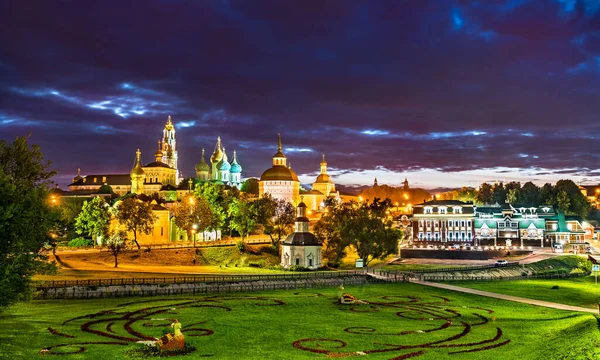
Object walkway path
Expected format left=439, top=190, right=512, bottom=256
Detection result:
left=411, top=279, right=598, bottom=314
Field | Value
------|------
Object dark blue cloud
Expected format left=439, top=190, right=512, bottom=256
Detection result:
left=1, top=0, right=599, bottom=188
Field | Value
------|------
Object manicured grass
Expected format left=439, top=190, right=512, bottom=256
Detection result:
left=381, top=264, right=468, bottom=272
left=1, top=283, right=599, bottom=359
left=448, top=275, right=600, bottom=309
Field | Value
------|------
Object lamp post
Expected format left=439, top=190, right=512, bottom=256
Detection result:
left=189, top=197, right=196, bottom=247
left=192, top=224, right=197, bottom=248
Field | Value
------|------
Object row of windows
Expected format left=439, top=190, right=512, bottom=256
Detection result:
left=417, top=232, right=473, bottom=240
left=423, top=206, right=463, bottom=214
left=418, top=220, right=472, bottom=227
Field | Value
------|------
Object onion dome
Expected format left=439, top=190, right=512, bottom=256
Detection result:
left=210, top=136, right=223, bottom=164
left=195, top=148, right=210, bottom=172
left=217, top=148, right=231, bottom=171
left=73, top=168, right=83, bottom=183
left=230, top=150, right=242, bottom=173
left=130, top=149, right=145, bottom=177
left=154, top=140, right=163, bottom=162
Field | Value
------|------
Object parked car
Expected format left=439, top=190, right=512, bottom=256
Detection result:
left=494, top=259, right=509, bottom=267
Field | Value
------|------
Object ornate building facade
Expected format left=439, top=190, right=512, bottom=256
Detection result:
left=302, top=154, right=341, bottom=211
left=259, top=134, right=300, bottom=204
left=194, top=136, right=243, bottom=189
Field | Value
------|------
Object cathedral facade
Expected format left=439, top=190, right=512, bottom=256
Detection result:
left=195, top=136, right=243, bottom=189
left=259, top=134, right=300, bottom=204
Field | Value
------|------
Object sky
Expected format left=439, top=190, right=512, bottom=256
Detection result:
left=1, top=0, right=600, bottom=191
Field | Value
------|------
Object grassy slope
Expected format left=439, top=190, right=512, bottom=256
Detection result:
left=449, top=276, right=600, bottom=309
left=1, top=283, right=598, bottom=359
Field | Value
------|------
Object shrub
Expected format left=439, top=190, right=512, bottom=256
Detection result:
left=144, top=247, right=151, bottom=253
left=551, top=285, right=560, bottom=290
left=287, top=265, right=311, bottom=272
left=236, top=240, right=246, bottom=253
left=67, top=238, right=94, bottom=248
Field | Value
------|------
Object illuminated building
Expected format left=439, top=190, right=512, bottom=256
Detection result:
left=281, top=201, right=322, bottom=269
left=411, top=200, right=475, bottom=244
left=195, top=137, right=243, bottom=189
left=259, top=134, right=300, bottom=204
left=302, top=154, right=341, bottom=211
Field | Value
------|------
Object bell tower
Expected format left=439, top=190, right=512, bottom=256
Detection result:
left=161, top=115, right=179, bottom=184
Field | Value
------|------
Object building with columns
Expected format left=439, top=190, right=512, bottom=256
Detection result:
left=302, top=154, right=342, bottom=211
left=259, top=134, right=300, bottom=204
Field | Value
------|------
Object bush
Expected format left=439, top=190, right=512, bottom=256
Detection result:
left=287, top=265, right=311, bottom=272
left=236, top=240, right=246, bottom=253
left=67, top=238, right=94, bottom=248
left=551, top=285, right=560, bottom=290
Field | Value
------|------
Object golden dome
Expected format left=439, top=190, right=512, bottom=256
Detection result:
left=211, top=136, right=223, bottom=164
left=315, top=173, right=331, bottom=183
left=260, top=166, right=299, bottom=182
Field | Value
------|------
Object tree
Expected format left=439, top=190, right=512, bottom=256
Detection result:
left=476, top=183, right=493, bottom=205
left=539, top=183, right=554, bottom=204
left=240, top=178, right=259, bottom=195
left=106, top=230, right=128, bottom=268
left=74, top=196, right=111, bottom=245
left=228, top=195, right=258, bottom=241
left=506, top=188, right=519, bottom=204
left=0, top=136, right=57, bottom=309
left=256, top=195, right=295, bottom=248
left=520, top=182, right=540, bottom=206
left=314, top=198, right=401, bottom=267
left=173, top=195, right=214, bottom=247
left=554, top=179, right=591, bottom=218
left=349, top=198, right=401, bottom=266
left=555, top=190, right=571, bottom=213
left=194, top=182, right=226, bottom=232
left=115, top=197, right=157, bottom=250
left=492, top=182, right=506, bottom=204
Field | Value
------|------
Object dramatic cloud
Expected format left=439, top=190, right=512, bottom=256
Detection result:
left=1, top=0, right=599, bottom=189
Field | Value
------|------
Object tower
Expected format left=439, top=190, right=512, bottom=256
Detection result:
left=154, top=141, right=163, bottom=163
left=161, top=115, right=178, bottom=184
left=403, top=177, right=409, bottom=190
left=374, top=177, right=378, bottom=187
left=217, top=147, right=231, bottom=182
left=312, top=153, right=335, bottom=196
left=273, top=133, right=287, bottom=167
left=229, top=150, right=243, bottom=187
left=210, top=136, right=223, bottom=180
left=130, top=149, right=145, bottom=194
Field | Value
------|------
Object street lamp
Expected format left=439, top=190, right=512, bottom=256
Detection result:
left=192, top=224, right=198, bottom=247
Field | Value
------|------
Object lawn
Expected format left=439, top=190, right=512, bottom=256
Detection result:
left=1, top=283, right=598, bottom=359
left=448, top=275, right=600, bottom=309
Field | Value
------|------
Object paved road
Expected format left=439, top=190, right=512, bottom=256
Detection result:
left=410, top=279, right=598, bottom=314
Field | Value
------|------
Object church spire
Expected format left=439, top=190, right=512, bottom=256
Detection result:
left=155, top=140, right=163, bottom=162
left=374, top=177, right=378, bottom=187
left=320, top=153, right=327, bottom=175
left=272, top=133, right=287, bottom=166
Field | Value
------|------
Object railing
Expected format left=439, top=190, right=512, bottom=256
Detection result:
left=417, top=272, right=588, bottom=282
left=35, top=271, right=366, bottom=289
left=383, top=262, right=520, bottom=275
left=56, top=238, right=273, bottom=252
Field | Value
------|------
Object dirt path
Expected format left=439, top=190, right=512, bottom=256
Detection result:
left=411, top=280, right=598, bottom=314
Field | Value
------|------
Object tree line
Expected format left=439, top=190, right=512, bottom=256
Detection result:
left=437, top=180, right=592, bottom=218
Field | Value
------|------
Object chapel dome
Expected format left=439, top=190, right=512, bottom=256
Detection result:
left=230, top=162, right=242, bottom=173
left=260, top=166, right=299, bottom=182
left=315, top=173, right=332, bottom=183
left=217, top=158, right=231, bottom=171
left=196, top=159, right=210, bottom=172
left=282, top=232, right=320, bottom=246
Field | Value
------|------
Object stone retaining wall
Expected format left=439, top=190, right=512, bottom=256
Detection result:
left=35, top=276, right=373, bottom=300
left=401, top=249, right=532, bottom=260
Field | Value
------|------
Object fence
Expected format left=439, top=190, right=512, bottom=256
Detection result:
left=413, top=272, right=588, bottom=282
left=36, top=271, right=366, bottom=289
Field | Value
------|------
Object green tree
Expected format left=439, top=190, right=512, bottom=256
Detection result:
left=228, top=195, right=258, bottom=241
left=115, top=197, right=158, bottom=250
left=554, top=179, right=591, bottom=218
left=539, top=183, right=554, bottom=204
left=506, top=188, right=519, bottom=204
left=240, top=178, right=260, bottom=195
left=0, top=136, right=57, bottom=309
left=520, top=182, right=540, bottom=206
left=194, top=182, right=226, bottom=231
left=313, top=201, right=353, bottom=266
left=476, top=183, right=493, bottom=205
left=106, top=230, right=128, bottom=268
left=257, top=195, right=295, bottom=248
left=74, top=196, right=111, bottom=245
left=492, top=182, right=506, bottom=204
left=173, top=195, right=214, bottom=247
left=555, top=190, right=571, bottom=213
